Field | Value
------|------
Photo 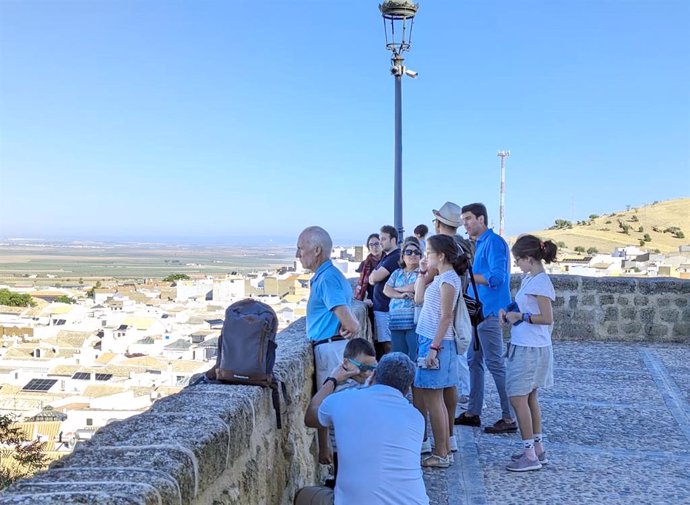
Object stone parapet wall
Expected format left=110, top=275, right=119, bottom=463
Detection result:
left=510, top=275, right=690, bottom=343
left=0, top=300, right=372, bottom=505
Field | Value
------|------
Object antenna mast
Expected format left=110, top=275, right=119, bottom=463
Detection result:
left=497, top=150, right=510, bottom=236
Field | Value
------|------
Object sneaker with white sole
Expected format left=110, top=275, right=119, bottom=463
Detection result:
left=506, top=453, right=542, bottom=472
left=511, top=450, right=548, bottom=465
left=448, top=435, right=458, bottom=452
left=421, top=438, right=432, bottom=454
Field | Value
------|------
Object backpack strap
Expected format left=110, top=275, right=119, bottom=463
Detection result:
left=270, top=379, right=290, bottom=429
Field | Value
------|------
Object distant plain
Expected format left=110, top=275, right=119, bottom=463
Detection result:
left=0, top=242, right=296, bottom=285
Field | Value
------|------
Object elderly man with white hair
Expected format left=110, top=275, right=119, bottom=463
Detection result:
left=297, top=226, right=360, bottom=464
left=305, top=352, right=430, bottom=505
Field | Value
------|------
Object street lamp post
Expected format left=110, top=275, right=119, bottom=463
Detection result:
left=379, top=1, right=419, bottom=239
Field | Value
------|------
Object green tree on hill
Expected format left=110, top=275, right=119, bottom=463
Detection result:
left=587, top=247, right=598, bottom=254
left=54, top=295, right=76, bottom=304
left=0, top=289, right=35, bottom=307
left=163, top=274, right=191, bottom=283
left=574, top=246, right=585, bottom=253
left=589, top=214, right=599, bottom=220
left=85, top=280, right=102, bottom=298
left=550, top=219, right=573, bottom=230
left=643, top=234, right=652, bottom=242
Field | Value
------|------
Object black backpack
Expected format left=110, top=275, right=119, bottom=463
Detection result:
left=197, top=299, right=287, bottom=428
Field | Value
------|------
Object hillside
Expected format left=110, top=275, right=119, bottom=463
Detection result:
left=522, top=198, right=689, bottom=255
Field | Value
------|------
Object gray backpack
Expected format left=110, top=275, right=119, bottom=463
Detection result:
left=201, top=299, right=287, bottom=427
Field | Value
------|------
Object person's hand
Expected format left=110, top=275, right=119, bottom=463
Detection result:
left=330, top=363, right=360, bottom=384
left=364, top=299, right=373, bottom=307
left=339, top=325, right=357, bottom=339
left=505, top=311, right=522, bottom=325
left=499, top=309, right=508, bottom=327
left=420, top=258, right=429, bottom=273
left=318, top=447, right=333, bottom=465
left=425, top=348, right=439, bottom=369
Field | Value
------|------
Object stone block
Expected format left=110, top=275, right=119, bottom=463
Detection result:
left=554, top=321, right=594, bottom=340
left=553, top=296, right=565, bottom=308
left=568, top=296, right=578, bottom=309
left=658, top=297, right=672, bottom=307
left=581, top=294, right=596, bottom=306
left=644, top=324, right=668, bottom=338
left=682, top=309, right=690, bottom=322
left=672, top=322, right=690, bottom=338
left=633, top=296, right=649, bottom=306
left=599, top=294, right=615, bottom=305
left=604, top=307, right=619, bottom=322
left=551, top=275, right=580, bottom=292
left=621, top=322, right=643, bottom=335
left=620, top=307, right=636, bottom=320
left=675, top=297, right=688, bottom=308
left=639, top=308, right=656, bottom=323
left=637, top=278, right=690, bottom=295
left=606, top=324, right=619, bottom=336
left=659, top=309, right=680, bottom=323
left=617, top=296, right=630, bottom=306
left=582, top=276, right=636, bottom=293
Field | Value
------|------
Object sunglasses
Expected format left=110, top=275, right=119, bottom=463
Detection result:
left=368, top=242, right=381, bottom=248
left=348, top=357, right=377, bottom=372
left=404, top=249, right=421, bottom=256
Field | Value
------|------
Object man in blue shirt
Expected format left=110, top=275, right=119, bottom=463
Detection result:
left=455, top=203, right=517, bottom=434
left=297, top=226, right=360, bottom=463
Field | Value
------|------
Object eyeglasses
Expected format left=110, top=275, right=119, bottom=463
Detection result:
left=348, top=357, right=377, bottom=372
left=368, top=242, right=381, bottom=248
left=404, top=249, right=421, bottom=256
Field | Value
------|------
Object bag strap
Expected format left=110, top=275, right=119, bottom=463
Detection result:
left=467, top=264, right=482, bottom=352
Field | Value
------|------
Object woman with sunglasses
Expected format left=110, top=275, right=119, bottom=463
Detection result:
left=383, top=237, right=423, bottom=362
left=413, top=235, right=468, bottom=468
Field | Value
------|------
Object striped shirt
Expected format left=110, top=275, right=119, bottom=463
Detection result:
left=416, top=270, right=462, bottom=341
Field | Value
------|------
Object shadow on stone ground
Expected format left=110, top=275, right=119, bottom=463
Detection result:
left=423, top=342, right=690, bottom=505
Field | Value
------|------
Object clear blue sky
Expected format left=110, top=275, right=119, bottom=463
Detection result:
left=1, top=0, right=688, bottom=245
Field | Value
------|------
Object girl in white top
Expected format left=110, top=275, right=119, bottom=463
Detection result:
left=499, top=234, right=558, bottom=473
left=413, top=235, right=468, bottom=468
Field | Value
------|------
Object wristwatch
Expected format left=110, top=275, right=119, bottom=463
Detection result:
left=323, top=377, right=338, bottom=389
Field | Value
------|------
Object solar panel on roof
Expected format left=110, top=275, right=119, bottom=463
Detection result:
left=95, top=373, right=112, bottom=381
left=22, top=379, right=57, bottom=392
left=72, top=372, right=90, bottom=380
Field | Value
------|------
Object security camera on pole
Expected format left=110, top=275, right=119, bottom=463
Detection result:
left=379, top=0, right=419, bottom=239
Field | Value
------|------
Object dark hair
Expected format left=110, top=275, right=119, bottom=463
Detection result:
left=366, top=233, right=380, bottom=248
left=427, top=234, right=468, bottom=276
left=375, top=352, right=415, bottom=394
left=461, top=203, right=488, bottom=225
left=413, top=224, right=428, bottom=238
left=512, top=234, right=558, bottom=264
left=399, top=236, right=422, bottom=268
left=380, top=225, right=398, bottom=242
left=344, top=337, right=376, bottom=359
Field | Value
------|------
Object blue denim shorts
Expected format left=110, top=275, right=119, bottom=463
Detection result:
left=414, top=336, right=458, bottom=389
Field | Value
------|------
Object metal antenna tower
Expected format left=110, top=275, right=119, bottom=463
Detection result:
left=497, top=150, right=510, bottom=236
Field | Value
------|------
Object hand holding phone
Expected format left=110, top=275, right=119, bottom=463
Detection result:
left=417, top=356, right=440, bottom=370
left=506, top=302, right=523, bottom=326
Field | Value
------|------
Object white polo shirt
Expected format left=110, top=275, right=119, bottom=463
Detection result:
left=318, top=384, right=429, bottom=505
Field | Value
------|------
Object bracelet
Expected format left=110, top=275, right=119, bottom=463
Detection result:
left=430, top=345, right=441, bottom=352
left=522, top=312, right=532, bottom=323
left=323, top=377, right=338, bottom=389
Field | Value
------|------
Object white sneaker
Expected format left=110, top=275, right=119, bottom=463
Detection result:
left=449, top=435, right=458, bottom=452
left=421, top=438, right=432, bottom=454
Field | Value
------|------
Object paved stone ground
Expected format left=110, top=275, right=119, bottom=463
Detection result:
left=422, top=342, right=690, bottom=505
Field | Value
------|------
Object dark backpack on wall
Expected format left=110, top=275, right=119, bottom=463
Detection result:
left=202, top=299, right=287, bottom=427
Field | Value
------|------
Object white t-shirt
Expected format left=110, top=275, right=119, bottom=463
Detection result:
left=318, top=384, right=429, bottom=505
left=416, top=270, right=461, bottom=341
left=510, top=272, right=556, bottom=347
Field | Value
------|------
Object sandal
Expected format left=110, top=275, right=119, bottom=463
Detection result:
left=421, top=454, right=451, bottom=468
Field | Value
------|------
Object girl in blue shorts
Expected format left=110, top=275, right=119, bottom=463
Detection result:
left=413, top=235, right=468, bottom=468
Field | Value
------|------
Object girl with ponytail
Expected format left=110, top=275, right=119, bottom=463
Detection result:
left=499, top=234, right=558, bottom=472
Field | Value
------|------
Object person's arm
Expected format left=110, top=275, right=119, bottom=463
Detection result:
left=425, top=282, right=455, bottom=368
left=368, top=266, right=391, bottom=284
left=414, top=273, right=428, bottom=305
left=473, top=240, right=508, bottom=289
left=333, top=305, right=360, bottom=337
left=504, top=295, right=553, bottom=325
left=305, top=365, right=358, bottom=428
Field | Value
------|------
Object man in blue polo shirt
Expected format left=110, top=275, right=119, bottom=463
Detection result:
left=297, top=226, right=360, bottom=464
left=455, top=203, right=517, bottom=434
